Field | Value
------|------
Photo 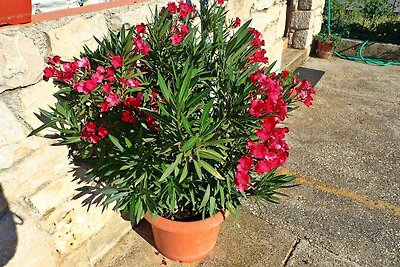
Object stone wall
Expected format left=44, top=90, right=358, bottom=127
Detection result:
left=287, top=0, right=325, bottom=50
left=0, top=0, right=324, bottom=266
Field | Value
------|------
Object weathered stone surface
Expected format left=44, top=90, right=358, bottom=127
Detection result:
left=1, top=144, right=72, bottom=204
left=0, top=33, right=44, bottom=93
left=290, top=10, right=313, bottom=30
left=47, top=14, right=109, bottom=60
left=266, top=39, right=284, bottom=71
left=0, top=100, right=28, bottom=147
left=263, top=23, right=278, bottom=45
left=109, top=4, right=154, bottom=32
left=0, top=136, right=45, bottom=170
left=19, top=80, right=59, bottom=134
left=276, top=9, right=287, bottom=38
left=29, top=175, right=79, bottom=215
left=226, top=0, right=254, bottom=21
left=313, top=14, right=323, bottom=35
left=87, top=215, right=132, bottom=265
left=292, top=29, right=313, bottom=49
left=298, top=0, right=322, bottom=10
left=59, top=244, right=91, bottom=267
left=286, top=240, right=361, bottom=266
left=0, top=206, right=58, bottom=267
left=254, top=0, right=274, bottom=10
left=40, top=199, right=116, bottom=254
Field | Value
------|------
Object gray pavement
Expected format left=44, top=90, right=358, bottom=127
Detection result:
left=97, top=58, right=400, bottom=267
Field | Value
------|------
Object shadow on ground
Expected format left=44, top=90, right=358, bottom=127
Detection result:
left=0, top=184, right=21, bottom=266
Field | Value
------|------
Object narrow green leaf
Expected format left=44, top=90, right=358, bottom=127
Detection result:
left=109, top=134, right=124, bottom=152
left=159, top=153, right=183, bottom=181
left=182, top=136, right=199, bottom=152
left=200, top=184, right=210, bottom=208
left=199, top=160, right=225, bottom=180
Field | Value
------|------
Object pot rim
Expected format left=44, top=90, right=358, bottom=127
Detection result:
left=144, top=210, right=227, bottom=234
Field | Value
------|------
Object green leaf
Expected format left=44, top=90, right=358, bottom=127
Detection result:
left=102, top=192, right=129, bottom=206
left=200, top=184, right=210, bottom=208
left=179, top=161, right=189, bottom=183
left=101, top=188, right=119, bottom=195
left=157, top=72, right=174, bottom=106
left=182, top=136, right=199, bottom=152
left=199, top=160, right=225, bottom=180
left=159, top=153, right=183, bottom=181
left=200, top=100, right=213, bottom=132
left=59, top=136, right=81, bottom=145
left=28, top=119, right=59, bottom=137
left=109, top=134, right=124, bottom=152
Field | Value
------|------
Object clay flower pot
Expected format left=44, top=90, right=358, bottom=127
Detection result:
left=144, top=211, right=226, bottom=263
left=316, top=40, right=333, bottom=59
left=0, top=0, right=32, bottom=26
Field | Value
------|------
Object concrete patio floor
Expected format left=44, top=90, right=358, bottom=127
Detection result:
left=96, top=58, right=400, bottom=267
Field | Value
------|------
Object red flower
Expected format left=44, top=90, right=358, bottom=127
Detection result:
left=111, top=55, right=123, bottom=68
left=43, top=67, right=55, bottom=79
left=181, top=24, right=190, bottom=35
left=85, top=122, right=97, bottom=133
left=134, top=37, right=151, bottom=55
left=281, top=70, right=289, bottom=79
left=217, top=0, right=225, bottom=5
left=106, top=93, right=120, bottom=106
left=249, top=28, right=265, bottom=47
left=124, top=92, right=143, bottom=109
left=234, top=171, right=251, bottom=192
left=121, top=110, right=138, bottom=124
left=127, top=79, right=141, bottom=88
left=97, top=127, right=108, bottom=139
left=237, top=155, right=253, bottom=172
left=100, top=102, right=109, bottom=112
left=48, top=55, right=61, bottom=65
left=102, top=84, right=112, bottom=94
left=171, top=34, right=184, bottom=45
left=246, top=141, right=268, bottom=159
left=77, top=57, right=90, bottom=69
left=83, top=79, right=98, bottom=94
left=233, top=17, right=241, bottom=28
left=179, top=2, right=195, bottom=19
left=249, top=49, right=268, bottom=64
left=167, top=2, right=178, bottom=13
left=249, top=99, right=267, bottom=117
left=255, top=160, right=274, bottom=175
left=136, top=23, right=146, bottom=35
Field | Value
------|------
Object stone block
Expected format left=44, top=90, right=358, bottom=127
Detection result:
left=59, top=244, right=91, bottom=267
left=1, top=144, right=72, bottom=204
left=47, top=14, right=109, bottom=60
left=276, top=10, right=287, bottom=38
left=290, top=10, right=313, bottom=30
left=291, top=29, right=313, bottom=49
left=313, top=15, right=323, bottom=35
left=0, top=33, right=44, bottom=93
left=86, top=214, right=132, bottom=265
left=226, top=0, right=254, bottom=21
left=298, top=0, right=322, bottom=10
left=0, top=136, right=46, bottom=170
left=29, top=175, right=79, bottom=215
left=254, top=0, right=274, bottom=10
left=266, top=39, right=284, bottom=71
left=263, top=23, right=278, bottom=45
left=250, top=4, right=285, bottom=33
left=0, top=100, right=28, bottom=147
left=109, top=4, right=154, bottom=32
left=0, top=206, right=58, bottom=267
left=19, top=80, right=59, bottom=133
left=40, top=199, right=116, bottom=254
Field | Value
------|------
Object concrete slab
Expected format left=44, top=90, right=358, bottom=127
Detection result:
left=285, top=239, right=361, bottom=267
left=96, top=210, right=298, bottom=267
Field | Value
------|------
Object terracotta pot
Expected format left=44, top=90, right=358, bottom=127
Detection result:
left=144, top=211, right=226, bottom=263
left=316, top=40, right=333, bottom=59
left=0, top=0, right=32, bottom=26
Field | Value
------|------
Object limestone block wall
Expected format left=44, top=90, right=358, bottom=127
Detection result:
left=0, top=1, right=167, bottom=266
left=287, top=0, right=325, bottom=49
left=226, top=0, right=288, bottom=70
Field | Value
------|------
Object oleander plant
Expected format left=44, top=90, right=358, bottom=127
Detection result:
left=30, top=0, right=316, bottom=224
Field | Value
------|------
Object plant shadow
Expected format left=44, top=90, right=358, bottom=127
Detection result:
left=0, top=184, right=22, bottom=266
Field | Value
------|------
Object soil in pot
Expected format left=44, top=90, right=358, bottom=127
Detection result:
left=316, top=40, right=333, bottom=59
left=145, top=211, right=226, bottom=263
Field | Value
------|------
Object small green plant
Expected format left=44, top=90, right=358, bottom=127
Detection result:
left=314, top=32, right=342, bottom=51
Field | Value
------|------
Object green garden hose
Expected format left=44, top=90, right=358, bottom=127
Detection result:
left=326, top=0, right=400, bottom=66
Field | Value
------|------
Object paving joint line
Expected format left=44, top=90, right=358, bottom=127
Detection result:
left=281, top=238, right=301, bottom=267
left=279, top=168, right=400, bottom=217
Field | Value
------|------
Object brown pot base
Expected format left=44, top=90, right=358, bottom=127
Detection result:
left=145, top=211, right=226, bottom=263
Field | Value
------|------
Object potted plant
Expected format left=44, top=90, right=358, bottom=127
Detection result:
left=314, top=32, right=341, bottom=59
left=0, top=0, right=32, bottom=25
left=29, top=0, right=316, bottom=263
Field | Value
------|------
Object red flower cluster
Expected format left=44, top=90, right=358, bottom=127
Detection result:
left=167, top=1, right=195, bottom=19
left=121, top=92, right=143, bottom=124
left=294, top=80, right=316, bottom=106
left=81, top=122, right=108, bottom=144
left=171, top=24, right=191, bottom=45
left=247, top=28, right=268, bottom=64
left=232, top=17, right=241, bottom=28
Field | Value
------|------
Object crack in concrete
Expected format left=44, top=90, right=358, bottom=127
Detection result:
left=281, top=238, right=301, bottom=267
